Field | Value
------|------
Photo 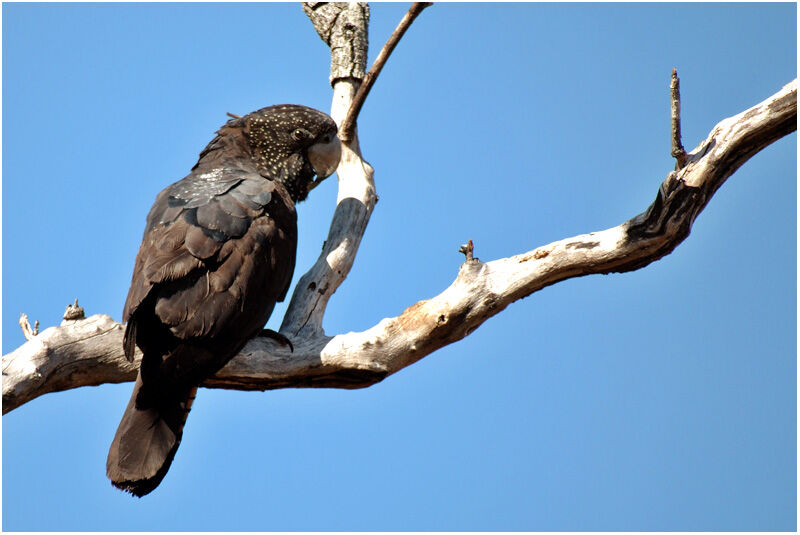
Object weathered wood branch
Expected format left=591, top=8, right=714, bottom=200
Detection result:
left=18, top=314, right=39, bottom=341
left=337, top=2, right=432, bottom=141
left=3, top=79, right=795, bottom=414
left=302, top=2, right=370, bottom=85
left=281, top=2, right=376, bottom=338
left=670, top=68, right=687, bottom=168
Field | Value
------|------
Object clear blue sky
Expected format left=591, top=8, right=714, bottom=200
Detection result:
left=2, top=3, right=796, bottom=531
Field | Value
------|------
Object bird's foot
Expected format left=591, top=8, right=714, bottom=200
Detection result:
left=259, top=329, right=294, bottom=352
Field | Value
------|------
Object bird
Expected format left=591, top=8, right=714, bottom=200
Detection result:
left=106, top=104, right=341, bottom=497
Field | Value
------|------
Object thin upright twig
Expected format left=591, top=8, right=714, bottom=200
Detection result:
left=338, top=2, right=433, bottom=142
left=670, top=68, right=687, bottom=168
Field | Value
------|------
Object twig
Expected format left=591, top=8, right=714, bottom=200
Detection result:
left=459, top=239, right=475, bottom=262
left=338, top=2, right=433, bottom=142
left=670, top=68, right=687, bottom=168
left=19, top=313, right=39, bottom=341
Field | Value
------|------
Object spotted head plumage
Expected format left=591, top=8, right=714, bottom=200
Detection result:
left=239, top=104, right=340, bottom=202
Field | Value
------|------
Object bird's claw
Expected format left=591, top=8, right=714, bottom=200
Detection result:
left=259, top=329, right=294, bottom=352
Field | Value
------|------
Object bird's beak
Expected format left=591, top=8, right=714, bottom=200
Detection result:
left=308, top=135, right=342, bottom=181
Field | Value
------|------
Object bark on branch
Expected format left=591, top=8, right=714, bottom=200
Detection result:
left=302, top=2, right=370, bottom=85
left=670, top=68, right=687, bottom=168
left=4, top=79, right=795, bottom=414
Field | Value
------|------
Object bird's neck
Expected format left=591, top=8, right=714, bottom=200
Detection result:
left=193, top=124, right=312, bottom=204
left=194, top=126, right=254, bottom=172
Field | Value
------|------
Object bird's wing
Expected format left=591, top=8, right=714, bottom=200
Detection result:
left=123, top=166, right=297, bottom=344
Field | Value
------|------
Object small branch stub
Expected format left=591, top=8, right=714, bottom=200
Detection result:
left=63, top=299, right=85, bottom=321
left=670, top=68, right=687, bottom=169
left=459, top=238, right=475, bottom=261
left=19, top=313, right=39, bottom=340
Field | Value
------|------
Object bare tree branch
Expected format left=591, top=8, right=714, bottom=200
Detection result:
left=281, top=2, right=432, bottom=335
left=280, top=2, right=376, bottom=339
left=4, top=79, right=795, bottom=414
left=338, top=2, right=432, bottom=141
left=18, top=314, right=39, bottom=341
left=302, top=2, right=370, bottom=85
left=671, top=68, right=687, bottom=168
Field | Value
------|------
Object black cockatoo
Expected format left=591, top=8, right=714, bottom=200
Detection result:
left=106, top=104, right=341, bottom=497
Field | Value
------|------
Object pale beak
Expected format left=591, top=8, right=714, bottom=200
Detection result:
left=308, top=135, right=342, bottom=180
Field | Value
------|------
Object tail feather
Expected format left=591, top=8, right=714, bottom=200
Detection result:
left=106, top=372, right=196, bottom=497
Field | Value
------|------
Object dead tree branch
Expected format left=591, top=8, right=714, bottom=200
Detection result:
left=4, top=78, right=795, bottom=414
left=281, top=2, right=429, bottom=335
left=671, top=68, right=687, bottom=168
left=280, top=2, right=376, bottom=339
left=303, top=2, right=370, bottom=85
left=337, top=2, right=432, bottom=141
left=18, top=314, right=39, bottom=341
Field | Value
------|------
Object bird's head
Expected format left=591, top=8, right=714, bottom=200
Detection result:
left=242, top=104, right=341, bottom=202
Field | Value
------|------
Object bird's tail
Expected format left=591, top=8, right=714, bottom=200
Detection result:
left=106, top=371, right=197, bottom=497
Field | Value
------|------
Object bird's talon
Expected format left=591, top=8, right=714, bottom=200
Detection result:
left=259, top=329, right=294, bottom=352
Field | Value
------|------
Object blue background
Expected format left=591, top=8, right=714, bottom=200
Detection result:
left=2, top=3, right=796, bottom=531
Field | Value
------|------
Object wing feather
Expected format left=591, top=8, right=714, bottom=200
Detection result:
left=216, top=194, right=249, bottom=219
left=196, top=202, right=249, bottom=238
left=124, top=167, right=297, bottom=345
left=184, top=224, right=223, bottom=260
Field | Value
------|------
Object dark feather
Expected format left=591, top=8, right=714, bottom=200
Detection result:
left=229, top=188, right=267, bottom=211
left=106, top=373, right=198, bottom=497
left=153, top=271, right=208, bottom=327
left=143, top=248, right=203, bottom=284
left=216, top=193, right=250, bottom=219
left=184, top=224, right=223, bottom=259
left=208, top=245, right=243, bottom=292
left=195, top=202, right=249, bottom=238
left=123, top=321, right=137, bottom=362
left=173, top=172, right=241, bottom=207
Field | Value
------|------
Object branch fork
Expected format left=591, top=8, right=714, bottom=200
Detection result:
left=18, top=314, right=39, bottom=341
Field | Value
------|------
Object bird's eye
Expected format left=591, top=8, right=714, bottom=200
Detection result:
left=292, top=128, right=309, bottom=141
